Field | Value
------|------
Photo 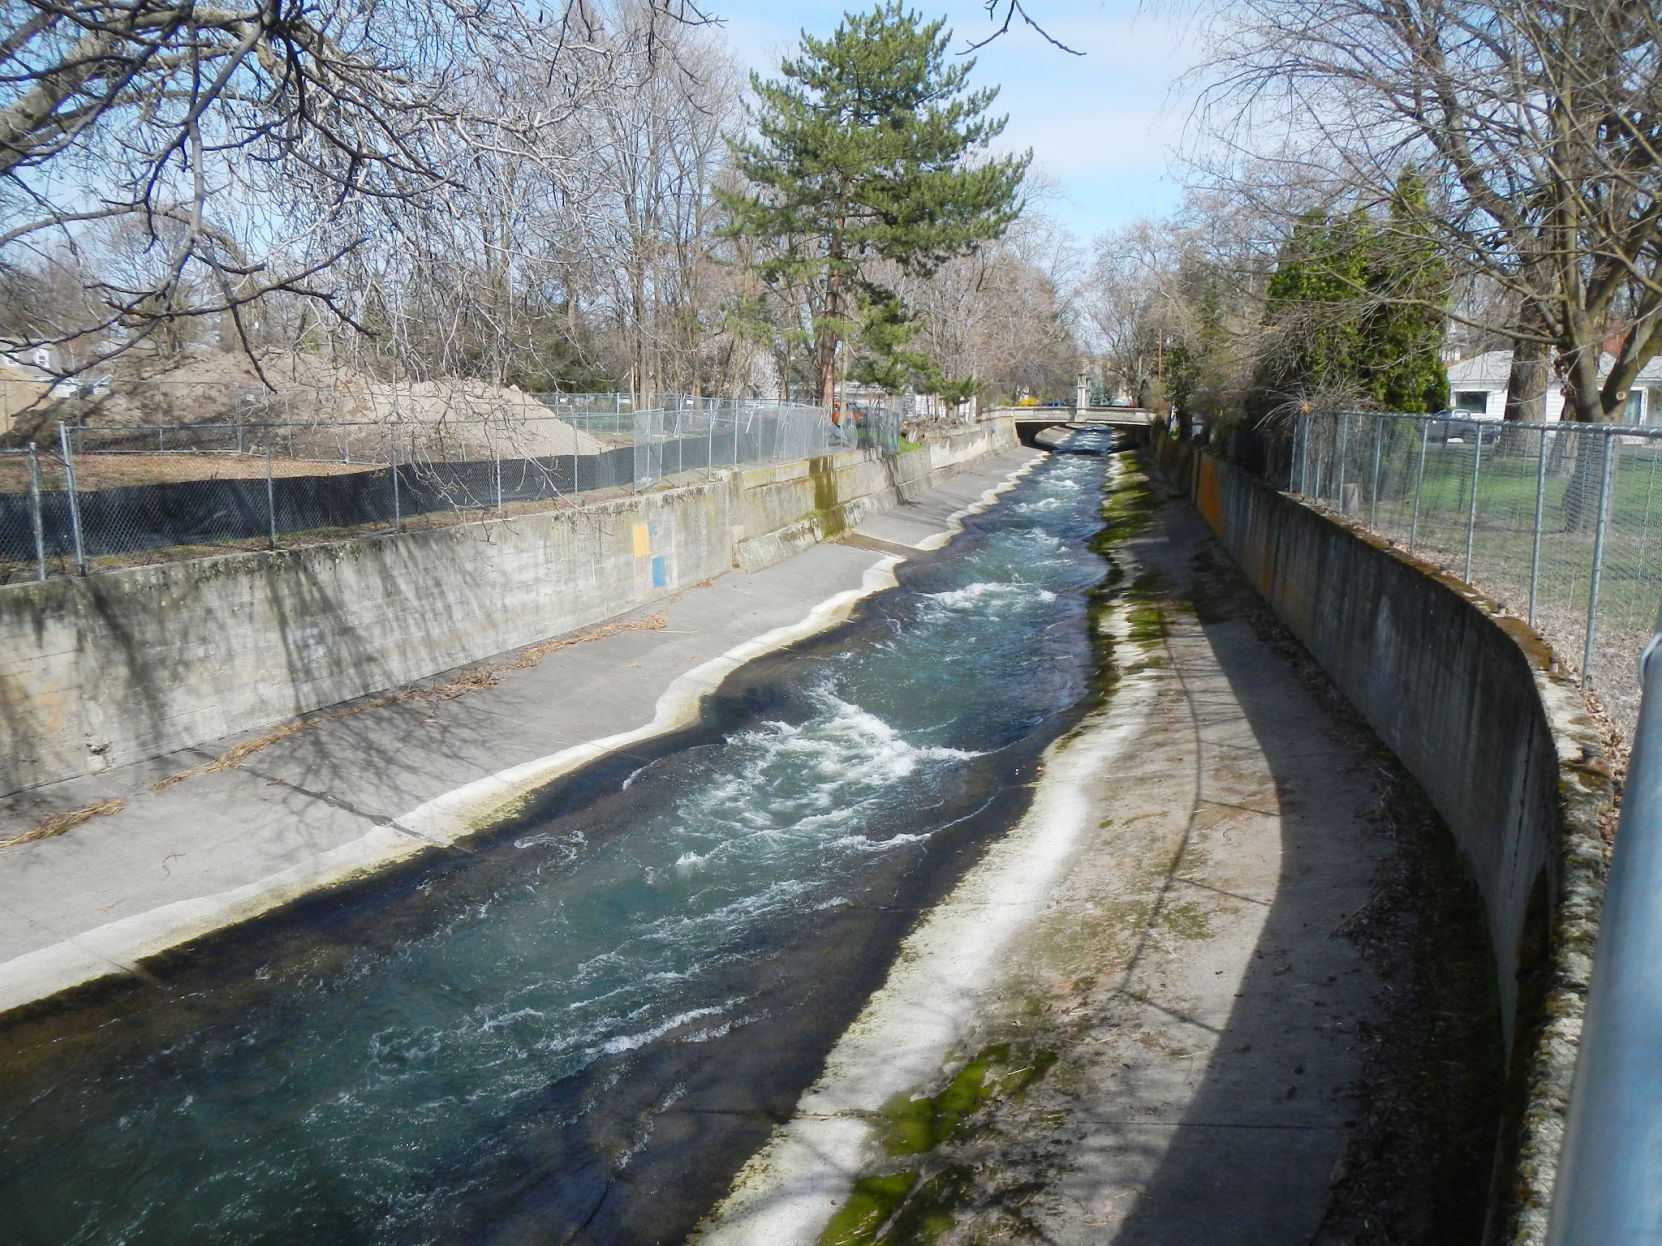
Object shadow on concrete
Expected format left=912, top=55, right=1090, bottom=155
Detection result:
left=1089, top=497, right=1503, bottom=1245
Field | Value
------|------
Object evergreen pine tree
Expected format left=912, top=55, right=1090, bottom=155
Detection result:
left=719, top=3, right=1030, bottom=406
left=1363, top=166, right=1450, bottom=413
left=1248, top=173, right=1449, bottom=420
left=1249, top=207, right=1372, bottom=417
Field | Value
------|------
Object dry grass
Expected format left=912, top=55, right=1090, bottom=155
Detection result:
left=0, top=798, right=127, bottom=851
left=150, top=608, right=670, bottom=792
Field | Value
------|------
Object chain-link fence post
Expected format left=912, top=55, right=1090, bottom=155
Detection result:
left=1464, top=426, right=1484, bottom=582
left=494, top=443, right=504, bottom=518
left=57, top=422, right=85, bottom=576
left=1530, top=426, right=1549, bottom=628
left=389, top=428, right=403, bottom=531
left=1296, top=412, right=1310, bottom=493
left=1335, top=411, right=1349, bottom=510
left=265, top=441, right=278, bottom=551
left=1409, top=417, right=1431, bottom=554
left=1368, top=414, right=1383, bottom=525
left=26, top=441, right=46, bottom=581
left=1583, top=430, right=1616, bottom=687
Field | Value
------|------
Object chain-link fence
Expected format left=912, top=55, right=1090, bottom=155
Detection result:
left=1279, top=410, right=1662, bottom=742
left=0, top=396, right=900, bottom=586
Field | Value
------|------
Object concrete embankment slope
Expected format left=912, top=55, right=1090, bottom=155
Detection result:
left=0, top=421, right=1013, bottom=798
left=1150, top=436, right=1611, bottom=1242
left=0, top=427, right=1025, bottom=1016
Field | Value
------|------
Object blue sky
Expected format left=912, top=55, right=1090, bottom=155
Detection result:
left=703, top=0, right=1197, bottom=245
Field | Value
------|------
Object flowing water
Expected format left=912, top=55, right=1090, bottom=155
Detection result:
left=0, top=437, right=1115, bottom=1245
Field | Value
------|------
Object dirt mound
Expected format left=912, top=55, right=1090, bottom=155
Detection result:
left=23, top=350, right=608, bottom=460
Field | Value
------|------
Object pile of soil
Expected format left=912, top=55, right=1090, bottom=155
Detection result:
left=6, top=350, right=607, bottom=461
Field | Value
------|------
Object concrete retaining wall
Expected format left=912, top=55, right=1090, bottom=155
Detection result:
left=0, top=421, right=1016, bottom=796
left=1150, top=436, right=1609, bottom=1243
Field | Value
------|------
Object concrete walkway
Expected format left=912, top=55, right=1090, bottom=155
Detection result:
left=0, top=447, right=1042, bottom=1017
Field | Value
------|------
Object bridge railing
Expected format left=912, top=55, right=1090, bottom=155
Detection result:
left=984, top=404, right=1154, bottom=425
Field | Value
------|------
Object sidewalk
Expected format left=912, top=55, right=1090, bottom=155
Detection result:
left=0, top=447, right=1043, bottom=1017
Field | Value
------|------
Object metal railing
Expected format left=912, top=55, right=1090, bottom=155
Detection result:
left=1547, top=604, right=1662, bottom=1241
left=0, top=398, right=904, bottom=584
left=1283, top=410, right=1662, bottom=744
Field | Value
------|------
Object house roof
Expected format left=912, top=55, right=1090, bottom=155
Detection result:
left=1447, top=349, right=1662, bottom=386
left=1446, top=350, right=1514, bottom=384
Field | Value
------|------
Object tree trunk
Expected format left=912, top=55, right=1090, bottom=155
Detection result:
left=1504, top=332, right=1549, bottom=424
left=818, top=262, right=841, bottom=410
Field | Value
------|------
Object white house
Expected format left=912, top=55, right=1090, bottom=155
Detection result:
left=1445, top=350, right=1662, bottom=424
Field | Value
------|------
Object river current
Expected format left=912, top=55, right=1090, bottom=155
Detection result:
left=0, top=437, right=1113, bottom=1244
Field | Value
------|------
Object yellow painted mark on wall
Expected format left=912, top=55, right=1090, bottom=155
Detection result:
left=632, top=523, right=650, bottom=557
left=1196, top=456, right=1224, bottom=532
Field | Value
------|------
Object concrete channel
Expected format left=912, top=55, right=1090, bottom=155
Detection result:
left=0, top=426, right=1601, bottom=1242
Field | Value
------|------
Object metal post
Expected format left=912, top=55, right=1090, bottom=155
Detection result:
left=1463, top=424, right=1484, bottom=582
left=1529, top=427, right=1549, bottom=628
left=1336, top=412, right=1349, bottom=510
left=265, top=441, right=277, bottom=550
left=1311, top=413, right=1325, bottom=500
left=1547, top=598, right=1662, bottom=1243
left=1583, top=431, right=1616, bottom=686
left=1409, top=417, right=1431, bottom=554
left=1297, top=413, right=1310, bottom=494
left=494, top=446, right=503, bottom=518
left=57, top=422, right=85, bottom=576
left=1368, top=415, right=1383, bottom=526
left=389, top=428, right=402, bottom=531
left=706, top=408, right=714, bottom=481
left=27, top=442, right=46, bottom=581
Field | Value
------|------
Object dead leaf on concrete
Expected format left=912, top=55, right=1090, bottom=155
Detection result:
left=0, top=798, right=128, bottom=852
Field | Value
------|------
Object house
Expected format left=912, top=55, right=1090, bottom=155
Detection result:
left=1445, top=350, right=1662, bottom=424
left=0, top=345, right=56, bottom=431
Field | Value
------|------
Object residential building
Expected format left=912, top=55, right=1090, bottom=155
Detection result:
left=1445, top=350, right=1662, bottom=424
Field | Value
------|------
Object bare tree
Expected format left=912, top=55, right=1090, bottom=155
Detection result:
left=899, top=207, right=1083, bottom=405
left=1192, top=0, right=1662, bottom=423
left=587, top=5, right=740, bottom=398
left=0, top=0, right=715, bottom=380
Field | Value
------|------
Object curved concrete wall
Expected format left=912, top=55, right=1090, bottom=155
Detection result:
left=0, top=421, right=1016, bottom=797
left=1151, top=438, right=1609, bottom=1243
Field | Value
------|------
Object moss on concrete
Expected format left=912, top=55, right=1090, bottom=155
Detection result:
left=816, top=1040, right=1060, bottom=1244
left=818, top=1172, right=919, bottom=1246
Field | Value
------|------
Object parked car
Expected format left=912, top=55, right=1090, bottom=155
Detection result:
left=1428, top=410, right=1502, bottom=444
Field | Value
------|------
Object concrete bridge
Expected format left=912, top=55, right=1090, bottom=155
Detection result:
left=984, top=404, right=1156, bottom=429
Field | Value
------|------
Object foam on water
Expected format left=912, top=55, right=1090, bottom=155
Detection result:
left=927, top=581, right=1057, bottom=611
